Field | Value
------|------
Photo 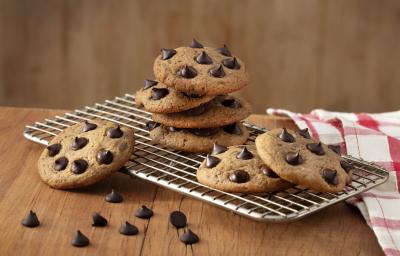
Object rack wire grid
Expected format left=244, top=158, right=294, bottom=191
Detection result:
left=24, top=93, right=389, bottom=222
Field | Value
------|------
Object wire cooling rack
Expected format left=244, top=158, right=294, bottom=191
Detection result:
left=24, top=93, right=389, bottom=222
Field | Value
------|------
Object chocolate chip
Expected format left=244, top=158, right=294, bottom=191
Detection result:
left=71, top=230, right=90, bottom=247
left=180, top=229, right=199, bottom=245
left=143, top=79, right=158, bottom=90
left=222, top=123, right=241, bottom=135
left=216, top=44, right=232, bottom=57
left=54, top=157, right=68, bottom=171
left=221, top=98, right=241, bottom=108
left=189, top=128, right=217, bottom=137
left=150, top=87, right=169, bottom=101
left=178, top=65, right=197, bottom=79
left=321, top=168, right=338, bottom=185
left=92, top=212, right=108, bottom=227
left=96, top=150, right=113, bottom=165
left=119, top=221, right=138, bottom=236
left=107, top=125, right=123, bottom=138
left=182, top=104, right=207, bottom=116
left=47, top=143, right=62, bottom=157
left=229, top=170, right=250, bottom=183
left=297, top=128, right=311, bottom=139
left=205, top=154, right=221, bottom=168
left=236, top=147, right=253, bottom=160
left=340, top=160, right=354, bottom=173
left=169, top=211, right=187, bottom=229
left=83, top=121, right=98, bottom=132
left=71, top=159, right=88, bottom=174
left=306, top=142, right=325, bottom=156
left=278, top=128, right=295, bottom=143
left=286, top=152, right=301, bottom=165
left=105, top=189, right=123, bottom=203
left=211, top=143, right=228, bottom=155
left=168, top=126, right=182, bottom=132
left=189, top=38, right=204, bottom=48
left=182, top=92, right=202, bottom=98
left=71, top=137, right=88, bottom=151
left=260, top=165, right=279, bottom=178
left=135, top=205, right=153, bottom=219
left=146, top=121, right=160, bottom=131
left=21, top=210, right=40, bottom=228
left=222, top=57, right=241, bottom=70
left=161, top=48, right=177, bottom=60
left=328, top=145, right=341, bottom=155
left=209, top=64, right=225, bottom=78
left=195, top=51, right=212, bottom=64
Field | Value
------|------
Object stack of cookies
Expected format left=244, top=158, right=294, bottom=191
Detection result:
left=135, top=39, right=252, bottom=153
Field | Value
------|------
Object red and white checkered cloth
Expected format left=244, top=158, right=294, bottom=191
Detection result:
left=267, top=108, right=400, bottom=256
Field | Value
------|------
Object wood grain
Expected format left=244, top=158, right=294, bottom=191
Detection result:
left=1, top=0, right=400, bottom=113
left=0, top=107, right=383, bottom=255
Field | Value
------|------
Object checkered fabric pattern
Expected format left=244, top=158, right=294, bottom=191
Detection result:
left=267, top=108, right=400, bottom=256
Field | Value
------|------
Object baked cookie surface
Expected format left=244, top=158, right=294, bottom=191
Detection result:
left=38, top=120, right=134, bottom=189
left=196, top=145, right=292, bottom=193
left=153, top=40, right=249, bottom=95
left=255, top=128, right=351, bottom=193
left=152, top=95, right=252, bottom=128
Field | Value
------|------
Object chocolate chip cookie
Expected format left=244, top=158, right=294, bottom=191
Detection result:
left=38, top=120, right=134, bottom=189
left=197, top=145, right=292, bottom=193
left=153, top=39, right=249, bottom=96
left=147, top=121, right=249, bottom=153
left=135, top=79, right=215, bottom=114
left=255, top=128, right=352, bottom=193
left=152, top=95, right=252, bottom=128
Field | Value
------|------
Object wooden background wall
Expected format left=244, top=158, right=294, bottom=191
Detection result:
left=1, top=0, right=400, bottom=114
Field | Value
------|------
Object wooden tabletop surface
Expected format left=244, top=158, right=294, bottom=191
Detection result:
left=0, top=107, right=383, bottom=256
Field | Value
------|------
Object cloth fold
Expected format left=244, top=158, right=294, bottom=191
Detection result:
left=267, top=108, right=400, bottom=256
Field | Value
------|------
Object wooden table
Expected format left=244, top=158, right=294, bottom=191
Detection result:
left=0, top=107, right=383, bottom=256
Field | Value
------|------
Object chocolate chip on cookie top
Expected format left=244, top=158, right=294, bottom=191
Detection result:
left=285, top=152, right=301, bottom=165
left=278, top=128, right=295, bottom=143
left=47, top=143, right=62, bottom=157
left=196, top=51, right=213, bottom=64
left=211, top=143, right=228, bottom=155
left=229, top=170, right=250, bottom=183
left=260, top=165, right=279, bottom=178
left=54, top=157, right=69, bottom=171
left=297, top=128, right=311, bottom=139
left=143, top=79, right=158, bottom=90
left=189, top=38, right=204, bottom=48
left=96, top=150, right=114, bottom=165
left=83, top=121, right=97, bottom=132
left=71, top=159, right=88, bottom=174
left=150, top=88, right=169, bottom=100
left=177, top=65, right=198, bottom=79
left=205, top=154, right=221, bottom=168
left=161, top=48, right=177, bottom=60
left=306, top=142, right=325, bottom=155
left=71, top=137, right=89, bottom=150
left=107, top=125, right=123, bottom=138
left=236, top=147, right=253, bottom=160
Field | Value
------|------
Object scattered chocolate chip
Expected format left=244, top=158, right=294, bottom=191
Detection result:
left=205, top=154, right=221, bottom=168
left=278, top=128, right=295, bottom=143
left=92, top=212, right=108, bottom=227
left=328, top=145, right=341, bottom=155
left=181, top=104, right=207, bottom=116
left=54, top=157, right=68, bottom=171
left=47, top=143, right=62, bottom=157
left=150, top=88, right=169, bottom=100
left=143, top=79, right=158, bottom=90
left=161, top=48, right=177, bottom=60
left=306, top=142, right=325, bottom=156
left=96, top=149, right=114, bottom=165
left=180, top=229, right=199, bottom=245
left=195, top=51, right=212, bottom=64
left=209, top=65, right=225, bottom=78
left=169, top=211, right=187, bottom=229
left=340, top=160, right=354, bottom=173
left=260, top=165, right=279, bottom=178
left=321, top=168, right=338, bottom=185
left=286, top=152, right=301, bottom=165
left=71, top=159, right=88, bottom=174
left=222, top=123, right=241, bottom=135
left=135, top=205, right=153, bottom=219
left=71, top=230, right=90, bottom=247
left=189, top=128, right=217, bottom=137
left=216, top=44, right=232, bottom=57
left=178, top=65, right=197, bottom=79
left=105, top=189, right=123, bottom=203
left=83, top=121, right=97, bottom=132
left=146, top=121, right=159, bottom=131
left=107, top=125, right=123, bottom=138
left=297, top=128, right=311, bottom=139
left=119, top=221, right=138, bottom=236
left=211, top=143, right=228, bottom=155
left=21, top=210, right=40, bottom=228
left=71, top=137, right=89, bottom=151
left=168, top=126, right=182, bottom=132
left=182, top=92, right=202, bottom=98
left=221, top=98, right=241, bottom=108
left=222, top=57, right=241, bottom=70
left=229, top=170, right=250, bottom=183
left=189, top=38, right=204, bottom=48
left=236, top=147, right=253, bottom=160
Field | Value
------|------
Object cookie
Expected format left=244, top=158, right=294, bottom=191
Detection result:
left=38, top=120, right=134, bottom=189
left=152, top=95, right=252, bottom=128
left=135, top=79, right=215, bottom=114
left=255, top=128, right=352, bottom=193
left=153, top=39, right=249, bottom=96
left=147, top=121, right=249, bottom=153
left=196, top=145, right=292, bottom=193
